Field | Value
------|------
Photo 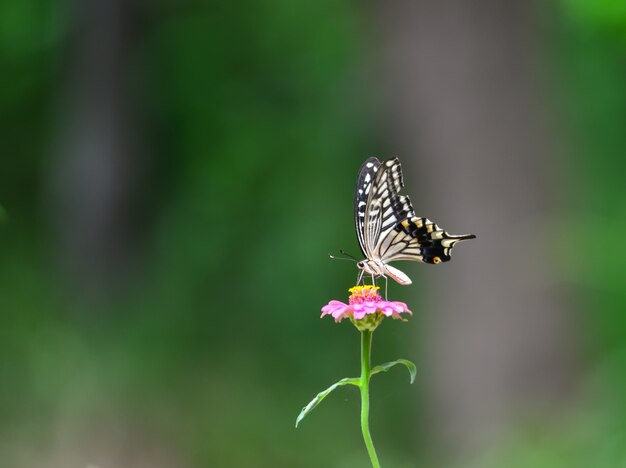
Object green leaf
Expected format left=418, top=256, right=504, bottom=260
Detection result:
left=371, top=359, right=416, bottom=384
left=295, top=377, right=360, bottom=428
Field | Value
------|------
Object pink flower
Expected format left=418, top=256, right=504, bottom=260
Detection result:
left=321, top=285, right=412, bottom=326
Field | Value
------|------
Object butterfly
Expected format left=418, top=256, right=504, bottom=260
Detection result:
left=354, top=157, right=476, bottom=285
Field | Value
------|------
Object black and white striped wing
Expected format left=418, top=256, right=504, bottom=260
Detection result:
left=356, top=156, right=476, bottom=269
left=354, top=157, right=381, bottom=257
left=377, top=216, right=476, bottom=264
left=363, top=158, right=415, bottom=258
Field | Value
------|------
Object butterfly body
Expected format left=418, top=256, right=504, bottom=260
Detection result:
left=357, top=259, right=412, bottom=285
left=354, top=157, right=475, bottom=286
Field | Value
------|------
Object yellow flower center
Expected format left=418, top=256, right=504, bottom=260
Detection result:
left=348, top=285, right=381, bottom=304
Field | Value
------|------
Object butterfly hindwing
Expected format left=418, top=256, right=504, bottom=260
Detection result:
left=380, top=216, right=476, bottom=264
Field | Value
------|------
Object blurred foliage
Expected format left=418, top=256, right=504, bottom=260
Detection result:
left=0, top=0, right=414, bottom=467
left=478, top=1, right=626, bottom=466
left=1, top=0, right=626, bottom=466
left=562, top=0, right=626, bottom=33
left=556, top=0, right=626, bottom=354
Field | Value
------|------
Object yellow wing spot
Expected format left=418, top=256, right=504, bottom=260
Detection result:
left=433, top=256, right=441, bottom=264
left=401, top=219, right=410, bottom=228
left=426, top=224, right=433, bottom=233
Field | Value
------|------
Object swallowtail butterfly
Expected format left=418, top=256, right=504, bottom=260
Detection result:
left=355, top=157, right=475, bottom=285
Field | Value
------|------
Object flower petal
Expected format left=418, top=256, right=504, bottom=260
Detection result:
left=321, top=300, right=348, bottom=317
left=392, top=301, right=412, bottom=315
left=352, top=304, right=367, bottom=319
left=321, top=289, right=412, bottom=326
left=333, top=305, right=354, bottom=321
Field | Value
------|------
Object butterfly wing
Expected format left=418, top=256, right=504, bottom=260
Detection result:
left=370, top=159, right=476, bottom=266
left=356, top=156, right=476, bottom=284
left=364, top=158, right=416, bottom=258
left=378, top=216, right=476, bottom=264
left=354, top=157, right=381, bottom=257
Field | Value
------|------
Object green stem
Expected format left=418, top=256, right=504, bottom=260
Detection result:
left=360, top=329, right=381, bottom=468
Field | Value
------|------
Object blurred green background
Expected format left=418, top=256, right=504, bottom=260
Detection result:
left=1, top=0, right=626, bottom=467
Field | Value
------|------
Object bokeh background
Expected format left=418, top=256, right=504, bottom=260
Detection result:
left=2, top=0, right=626, bottom=466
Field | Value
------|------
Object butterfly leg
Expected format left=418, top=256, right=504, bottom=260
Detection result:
left=383, top=275, right=388, bottom=300
left=356, top=269, right=365, bottom=286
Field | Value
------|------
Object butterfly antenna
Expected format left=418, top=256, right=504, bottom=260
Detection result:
left=339, top=250, right=358, bottom=261
left=329, top=250, right=358, bottom=262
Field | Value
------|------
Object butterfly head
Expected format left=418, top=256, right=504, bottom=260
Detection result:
left=357, top=259, right=381, bottom=276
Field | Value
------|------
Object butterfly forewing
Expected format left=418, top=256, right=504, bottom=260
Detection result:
left=380, top=173, right=415, bottom=242
left=365, top=158, right=415, bottom=256
left=354, top=157, right=381, bottom=257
